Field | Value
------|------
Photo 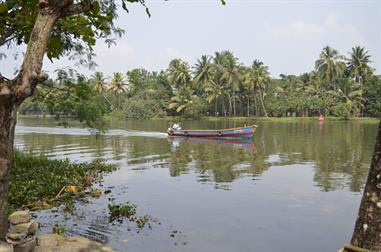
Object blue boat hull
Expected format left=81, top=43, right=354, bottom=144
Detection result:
left=167, top=125, right=257, bottom=138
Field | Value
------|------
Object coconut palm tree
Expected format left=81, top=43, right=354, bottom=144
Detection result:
left=193, top=55, right=213, bottom=94
left=108, top=72, right=128, bottom=110
left=220, top=51, right=240, bottom=116
left=167, top=59, right=191, bottom=88
left=244, top=60, right=270, bottom=117
left=90, top=72, right=107, bottom=94
left=90, top=71, right=113, bottom=111
left=243, top=67, right=257, bottom=116
left=315, top=46, right=345, bottom=89
left=204, top=77, right=225, bottom=116
left=210, top=52, right=229, bottom=116
left=169, top=86, right=195, bottom=113
left=328, top=80, right=364, bottom=118
left=347, top=46, right=373, bottom=86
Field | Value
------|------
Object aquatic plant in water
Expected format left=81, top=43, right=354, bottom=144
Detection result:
left=9, top=150, right=117, bottom=212
left=108, top=203, right=151, bottom=229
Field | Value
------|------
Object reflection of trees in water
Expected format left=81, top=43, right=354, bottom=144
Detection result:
left=168, top=140, right=264, bottom=183
left=167, top=122, right=377, bottom=192
left=254, top=122, right=376, bottom=192
left=16, top=121, right=378, bottom=192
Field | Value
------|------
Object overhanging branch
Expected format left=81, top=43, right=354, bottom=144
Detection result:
left=61, top=0, right=93, bottom=17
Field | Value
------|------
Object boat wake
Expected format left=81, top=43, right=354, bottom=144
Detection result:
left=15, top=126, right=167, bottom=138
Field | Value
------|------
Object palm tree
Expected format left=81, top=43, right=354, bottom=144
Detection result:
left=347, top=46, right=373, bottom=85
left=193, top=55, right=213, bottom=94
left=244, top=60, right=270, bottom=117
left=346, top=46, right=373, bottom=116
left=169, top=86, right=195, bottom=113
left=167, top=59, right=191, bottom=88
left=108, top=72, right=128, bottom=110
left=220, top=51, right=240, bottom=116
left=304, top=72, right=328, bottom=115
left=90, top=71, right=113, bottom=110
left=243, top=67, right=257, bottom=116
left=315, top=46, right=345, bottom=89
left=204, top=77, right=225, bottom=115
left=210, top=51, right=228, bottom=116
left=90, top=72, right=107, bottom=93
left=328, top=80, right=364, bottom=118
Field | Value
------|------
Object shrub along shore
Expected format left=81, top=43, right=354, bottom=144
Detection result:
left=9, top=150, right=117, bottom=213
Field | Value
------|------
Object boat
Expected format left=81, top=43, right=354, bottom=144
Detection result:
left=167, top=124, right=257, bottom=137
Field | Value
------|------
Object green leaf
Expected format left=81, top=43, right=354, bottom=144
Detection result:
left=122, top=1, right=129, bottom=12
left=91, top=1, right=100, bottom=15
left=0, top=3, right=8, bottom=13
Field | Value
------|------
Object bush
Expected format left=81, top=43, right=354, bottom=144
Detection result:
left=9, top=150, right=116, bottom=211
left=332, top=102, right=354, bottom=119
left=124, top=98, right=166, bottom=119
left=183, top=96, right=207, bottom=119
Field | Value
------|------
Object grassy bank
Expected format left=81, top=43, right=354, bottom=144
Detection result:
left=9, top=150, right=117, bottom=212
left=202, top=116, right=380, bottom=123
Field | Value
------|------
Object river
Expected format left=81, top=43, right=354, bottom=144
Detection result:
left=14, top=118, right=379, bottom=252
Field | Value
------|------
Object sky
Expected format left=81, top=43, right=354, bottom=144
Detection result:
left=1, top=0, right=380, bottom=78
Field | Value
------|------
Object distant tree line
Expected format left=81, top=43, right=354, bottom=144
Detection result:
left=20, top=46, right=381, bottom=120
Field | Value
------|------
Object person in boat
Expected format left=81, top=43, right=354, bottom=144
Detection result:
left=167, top=123, right=181, bottom=136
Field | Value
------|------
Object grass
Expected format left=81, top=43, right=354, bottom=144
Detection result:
left=9, top=150, right=117, bottom=213
left=202, top=116, right=380, bottom=123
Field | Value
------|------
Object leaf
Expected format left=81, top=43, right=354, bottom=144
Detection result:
left=122, top=1, right=129, bottom=12
left=145, top=7, right=151, bottom=17
left=0, top=3, right=8, bottom=13
left=91, top=1, right=100, bottom=15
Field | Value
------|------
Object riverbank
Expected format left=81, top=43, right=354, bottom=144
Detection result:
left=202, top=116, right=380, bottom=123
left=19, top=114, right=380, bottom=124
left=35, top=234, right=115, bottom=252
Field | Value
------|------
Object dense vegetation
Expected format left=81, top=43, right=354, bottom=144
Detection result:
left=9, top=150, right=116, bottom=212
left=20, top=46, right=380, bottom=120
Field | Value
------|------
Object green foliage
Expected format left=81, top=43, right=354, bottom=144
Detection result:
left=52, top=225, right=65, bottom=235
left=125, top=98, right=166, bottom=119
left=21, top=69, right=108, bottom=133
left=363, top=75, right=381, bottom=117
left=106, top=110, right=125, bottom=120
left=19, top=47, right=380, bottom=120
left=182, top=96, right=207, bottom=119
left=108, top=203, right=151, bottom=229
left=0, top=0, right=150, bottom=65
left=332, top=102, right=353, bottom=119
left=9, top=150, right=117, bottom=211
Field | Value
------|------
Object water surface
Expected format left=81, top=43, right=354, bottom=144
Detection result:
left=15, top=118, right=378, bottom=252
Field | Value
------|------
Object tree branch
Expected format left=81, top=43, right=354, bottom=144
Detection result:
left=0, top=28, right=16, bottom=47
left=61, top=0, right=93, bottom=17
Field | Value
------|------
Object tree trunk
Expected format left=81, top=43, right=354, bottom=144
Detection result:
left=0, top=1, right=73, bottom=240
left=0, top=98, right=19, bottom=238
left=259, top=90, right=268, bottom=117
left=227, top=94, right=232, bottom=116
left=247, top=97, right=250, bottom=117
left=233, top=90, right=236, bottom=117
left=254, top=95, right=259, bottom=116
left=222, top=99, right=226, bottom=117
left=215, top=98, right=218, bottom=116
left=348, top=119, right=381, bottom=251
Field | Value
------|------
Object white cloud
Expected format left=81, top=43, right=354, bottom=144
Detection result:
left=255, top=13, right=368, bottom=76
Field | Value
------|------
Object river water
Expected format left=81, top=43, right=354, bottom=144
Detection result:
left=14, top=118, right=379, bottom=252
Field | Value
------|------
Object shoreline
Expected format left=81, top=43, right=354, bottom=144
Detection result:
left=18, top=114, right=380, bottom=123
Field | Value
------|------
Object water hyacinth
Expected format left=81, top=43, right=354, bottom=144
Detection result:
left=9, top=150, right=117, bottom=212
